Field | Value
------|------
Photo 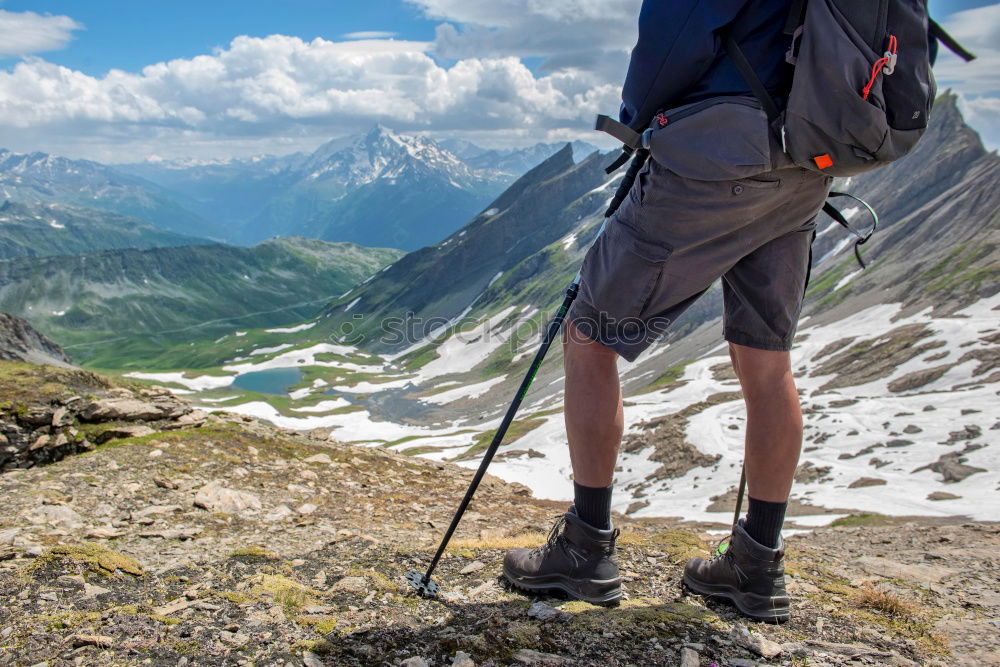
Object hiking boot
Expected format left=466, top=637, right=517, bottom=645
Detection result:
left=503, top=507, right=621, bottom=605
left=682, top=519, right=790, bottom=623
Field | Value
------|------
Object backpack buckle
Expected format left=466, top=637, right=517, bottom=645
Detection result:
left=882, top=51, right=898, bottom=75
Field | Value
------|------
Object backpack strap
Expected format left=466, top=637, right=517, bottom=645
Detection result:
left=824, top=191, right=879, bottom=269
left=722, top=34, right=781, bottom=122
left=929, top=19, right=976, bottom=62
left=784, top=0, right=807, bottom=35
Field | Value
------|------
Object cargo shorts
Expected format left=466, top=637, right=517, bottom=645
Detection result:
left=567, top=156, right=832, bottom=362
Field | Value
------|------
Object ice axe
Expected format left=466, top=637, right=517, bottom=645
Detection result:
left=406, top=141, right=649, bottom=598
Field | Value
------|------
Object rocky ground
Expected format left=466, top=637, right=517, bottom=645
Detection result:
left=0, top=361, right=997, bottom=666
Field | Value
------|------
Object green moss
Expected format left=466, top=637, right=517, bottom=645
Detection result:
left=39, top=542, right=143, bottom=576
left=229, top=545, right=279, bottom=560
left=251, top=574, right=322, bottom=613
left=41, top=610, right=101, bottom=631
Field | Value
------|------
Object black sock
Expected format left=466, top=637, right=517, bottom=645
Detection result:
left=573, top=482, right=613, bottom=530
left=744, top=496, right=787, bottom=548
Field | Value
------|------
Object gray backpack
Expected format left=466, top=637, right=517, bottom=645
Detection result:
left=726, top=0, right=976, bottom=177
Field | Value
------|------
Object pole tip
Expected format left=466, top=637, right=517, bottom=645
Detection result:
left=405, top=570, right=440, bottom=598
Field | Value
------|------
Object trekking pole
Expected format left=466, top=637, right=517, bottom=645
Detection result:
left=406, top=148, right=649, bottom=597
left=732, top=464, right=747, bottom=529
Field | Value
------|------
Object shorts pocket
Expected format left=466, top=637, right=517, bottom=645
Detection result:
left=579, top=221, right=673, bottom=323
left=645, top=99, right=772, bottom=181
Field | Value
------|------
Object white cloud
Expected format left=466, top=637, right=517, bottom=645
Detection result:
left=932, top=4, right=1000, bottom=148
left=0, top=9, right=83, bottom=56
left=0, top=33, right=619, bottom=160
left=342, top=31, right=398, bottom=40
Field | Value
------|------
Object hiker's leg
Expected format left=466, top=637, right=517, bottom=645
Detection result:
left=562, top=321, right=623, bottom=530
left=729, top=342, right=802, bottom=503
left=563, top=320, right=623, bottom=488
left=502, top=320, right=623, bottom=603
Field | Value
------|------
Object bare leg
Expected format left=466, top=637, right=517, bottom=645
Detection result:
left=563, top=321, right=624, bottom=488
left=729, top=342, right=803, bottom=502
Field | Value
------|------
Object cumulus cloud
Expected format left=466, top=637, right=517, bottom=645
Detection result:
left=0, top=9, right=83, bottom=56
left=0, top=34, right=620, bottom=159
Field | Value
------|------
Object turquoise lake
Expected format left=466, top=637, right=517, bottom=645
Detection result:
left=230, top=367, right=303, bottom=395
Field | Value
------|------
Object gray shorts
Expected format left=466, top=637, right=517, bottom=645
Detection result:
left=567, top=157, right=832, bottom=362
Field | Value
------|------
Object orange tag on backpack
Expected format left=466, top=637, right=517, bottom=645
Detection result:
left=813, top=154, right=834, bottom=169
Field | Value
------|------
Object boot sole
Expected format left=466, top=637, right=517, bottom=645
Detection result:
left=502, top=565, right=622, bottom=606
left=682, top=573, right=790, bottom=624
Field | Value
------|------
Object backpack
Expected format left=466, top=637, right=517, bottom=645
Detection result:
left=726, top=0, right=976, bottom=177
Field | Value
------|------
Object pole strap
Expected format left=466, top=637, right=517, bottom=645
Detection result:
left=929, top=19, right=976, bottom=62
left=595, top=115, right=643, bottom=150
left=722, top=34, right=781, bottom=122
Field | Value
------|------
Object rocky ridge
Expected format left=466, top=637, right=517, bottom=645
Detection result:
left=0, top=360, right=997, bottom=665
left=0, top=313, right=74, bottom=368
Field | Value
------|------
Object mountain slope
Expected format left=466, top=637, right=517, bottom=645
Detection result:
left=0, top=149, right=215, bottom=239
left=0, top=200, right=206, bottom=260
left=316, top=143, right=614, bottom=349
left=0, top=312, right=73, bottom=367
left=0, top=238, right=403, bottom=367
left=242, top=126, right=511, bottom=249
left=0, top=361, right=995, bottom=665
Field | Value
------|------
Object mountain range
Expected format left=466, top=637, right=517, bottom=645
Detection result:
left=0, top=237, right=402, bottom=367
left=1, top=130, right=595, bottom=252
left=0, top=200, right=205, bottom=260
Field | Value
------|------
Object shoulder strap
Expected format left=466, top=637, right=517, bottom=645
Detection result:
left=722, top=34, right=781, bottom=121
left=784, top=0, right=807, bottom=35
left=929, top=19, right=976, bottom=62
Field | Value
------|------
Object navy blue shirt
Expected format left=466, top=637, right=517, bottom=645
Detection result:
left=619, top=0, right=793, bottom=128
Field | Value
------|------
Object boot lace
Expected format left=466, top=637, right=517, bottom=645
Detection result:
left=531, top=515, right=569, bottom=557
left=710, top=533, right=749, bottom=584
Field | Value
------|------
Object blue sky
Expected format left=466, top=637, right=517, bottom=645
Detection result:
left=0, top=0, right=996, bottom=161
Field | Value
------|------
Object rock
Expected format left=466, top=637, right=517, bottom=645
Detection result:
left=93, top=425, right=155, bottom=445
left=728, top=660, right=756, bottom=667
left=888, top=365, right=952, bottom=392
left=302, top=651, right=325, bottom=667
left=153, top=476, right=179, bottom=490
left=927, top=491, right=961, bottom=501
left=855, top=556, right=958, bottom=583
left=333, top=576, right=368, bottom=594
left=527, top=601, right=564, bottom=621
left=400, top=658, right=429, bottom=667
left=138, top=527, right=202, bottom=540
left=468, top=579, right=497, bottom=600
left=304, top=453, right=333, bottom=464
left=459, top=560, right=486, bottom=575
left=71, top=634, right=114, bottom=648
left=679, top=647, right=699, bottom=667
left=165, top=410, right=208, bottom=429
left=297, top=503, right=318, bottom=515
left=512, top=649, right=571, bottom=665
left=731, top=626, right=783, bottom=658
left=28, top=434, right=50, bottom=452
left=452, top=651, right=476, bottom=667
left=22, top=545, right=44, bottom=558
left=24, top=505, right=83, bottom=531
left=264, top=505, right=294, bottom=522
left=193, top=480, right=262, bottom=515
left=83, top=583, right=111, bottom=598
left=50, top=407, right=71, bottom=427
left=80, top=398, right=168, bottom=422
left=914, top=452, right=987, bottom=483
left=848, top=477, right=887, bottom=488
left=0, top=528, right=19, bottom=545
left=85, top=527, right=125, bottom=539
